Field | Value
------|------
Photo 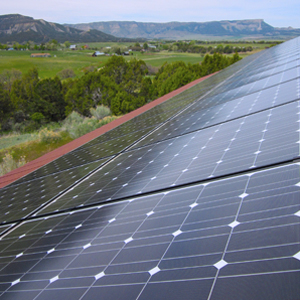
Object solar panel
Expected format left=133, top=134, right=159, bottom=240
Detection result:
left=0, top=36, right=299, bottom=300
left=0, top=159, right=111, bottom=224
left=37, top=100, right=300, bottom=215
left=0, top=163, right=299, bottom=299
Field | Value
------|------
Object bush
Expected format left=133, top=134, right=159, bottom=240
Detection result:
left=39, top=128, right=62, bottom=143
left=65, top=117, right=99, bottom=139
left=0, top=153, right=26, bottom=176
left=62, top=110, right=119, bottom=139
left=57, top=68, right=76, bottom=79
left=31, top=112, right=45, bottom=124
left=65, top=111, right=84, bottom=123
left=89, top=105, right=111, bottom=120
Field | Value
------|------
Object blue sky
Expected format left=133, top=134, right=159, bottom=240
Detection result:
left=2, top=0, right=300, bottom=28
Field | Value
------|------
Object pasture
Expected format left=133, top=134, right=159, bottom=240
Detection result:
left=0, top=41, right=275, bottom=78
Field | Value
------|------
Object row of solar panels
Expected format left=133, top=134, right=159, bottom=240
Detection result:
left=0, top=37, right=299, bottom=300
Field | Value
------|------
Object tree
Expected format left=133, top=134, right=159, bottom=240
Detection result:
left=34, top=77, right=66, bottom=121
left=152, top=61, right=195, bottom=97
left=0, top=69, right=22, bottom=92
left=64, top=72, right=120, bottom=116
left=0, top=83, right=13, bottom=123
left=10, top=68, right=39, bottom=117
left=64, top=41, right=71, bottom=49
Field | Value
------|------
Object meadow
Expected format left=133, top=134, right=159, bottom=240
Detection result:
left=0, top=41, right=275, bottom=78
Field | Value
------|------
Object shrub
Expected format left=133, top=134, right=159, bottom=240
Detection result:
left=89, top=105, right=111, bottom=120
left=0, top=153, right=26, bottom=176
left=65, top=117, right=99, bottom=139
left=57, top=68, right=76, bottom=79
left=39, top=128, right=62, bottom=143
left=64, top=111, right=84, bottom=125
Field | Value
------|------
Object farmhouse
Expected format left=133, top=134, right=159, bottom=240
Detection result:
left=30, top=53, right=51, bottom=57
left=92, top=51, right=105, bottom=57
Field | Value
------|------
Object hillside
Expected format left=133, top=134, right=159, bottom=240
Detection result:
left=0, top=14, right=133, bottom=43
left=67, top=19, right=300, bottom=40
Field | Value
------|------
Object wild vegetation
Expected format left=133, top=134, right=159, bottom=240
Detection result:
left=0, top=49, right=242, bottom=176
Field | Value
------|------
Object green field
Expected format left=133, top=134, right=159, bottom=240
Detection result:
left=0, top=50, right=208, bottom=78
left=0, top=42, right=275, bottom=78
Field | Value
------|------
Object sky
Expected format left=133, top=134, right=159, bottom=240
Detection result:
left=2, top=0, right=300, bottom=28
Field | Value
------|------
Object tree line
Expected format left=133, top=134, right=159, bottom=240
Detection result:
left=0, top=52, right=241, bottom=133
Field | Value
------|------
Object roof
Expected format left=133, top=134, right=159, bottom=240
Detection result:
left=30, top=53, right=51, bottom=57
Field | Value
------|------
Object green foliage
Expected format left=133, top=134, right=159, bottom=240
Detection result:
left=0, top=152, right=26, bottom=176
left=172, top=41, right=255, bottom=55
left=90, top=105, right=111, bottom=120
left=64, top=56, right=150, bottom=117
left=0, top=83, right=13, bottom=123
left=38, top=128, right=62, bottom=143
left=62, top=111, right=84, bottom=127
left=30, top=112, right=45, bottom=124
left=0, top=69, right=22, bottom=92
left=10, top=67, right=39, bottom=116
left=64, top=72, right=104, bottom=116
left=57, top=68, right=76, bottom=79
left=34, top=76, right=66, bottom=121
left=0, top=133, right=38, bottom=150
left=61, top=110, right=118, bottom=139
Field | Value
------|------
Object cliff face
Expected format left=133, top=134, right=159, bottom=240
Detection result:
left=0, top=14, right=128, bottom=43
left=67, top=19, right=300, bottom=40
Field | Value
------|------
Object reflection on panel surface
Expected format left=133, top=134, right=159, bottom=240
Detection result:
left=0, top=164, right=299, bottom=299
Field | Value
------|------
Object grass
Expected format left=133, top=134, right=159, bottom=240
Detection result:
left=0, top=133, right=39, bottom=150
left=0, top=41, right=275, bottom=78
left=0, top=49, right=108, bottom=78
left=0, top=131, right=73, bottom=164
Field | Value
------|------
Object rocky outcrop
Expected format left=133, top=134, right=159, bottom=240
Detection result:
left=67, top=19, right=300, bottom=40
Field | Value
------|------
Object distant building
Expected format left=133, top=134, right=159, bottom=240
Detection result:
left=70, top=45, right=76, bottom=50
left=30, top=53, right=51, bottom=58
left=7, top=48, right=14, bottom=51
left=92, top=51, right=105, bottom=57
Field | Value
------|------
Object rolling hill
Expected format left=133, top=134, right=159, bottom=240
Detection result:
left=67, top=19, right=300, bottom=40
left=0, top=14, right=134, bottom=43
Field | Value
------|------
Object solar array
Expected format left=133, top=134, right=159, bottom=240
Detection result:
left=0, top=37, right=299, bottom=300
